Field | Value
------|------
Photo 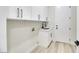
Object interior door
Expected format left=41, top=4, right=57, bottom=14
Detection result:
left=55, top=6, right=71, bottom=42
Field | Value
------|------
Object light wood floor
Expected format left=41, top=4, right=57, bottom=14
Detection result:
left=31, top=41, right=76, bottom=53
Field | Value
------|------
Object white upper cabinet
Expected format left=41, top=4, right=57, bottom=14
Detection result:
left=32, top=7, right=40, bottom=21
left=32, top=6, right=48, bottom=21
left=20, top=7, right=32, bottom=20
left=8, top=6, right=21, bottom=19
left=8, top=6, right=48, bottom=21
left=41, top=7, right=48, bottom=21
left=8, top=6, right=32, bottom=20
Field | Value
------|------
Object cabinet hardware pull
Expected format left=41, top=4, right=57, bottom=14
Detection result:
left=46, top=17, right=48, bottom=21
left=69, top=6, right=71, bottom=8
left=56, top=25, right=58, bottom=29
left=21, top=9, right=23, bottom=18
left=38, top=14, right=40, bottom=20
left=17, top=8, right=19, bottom=17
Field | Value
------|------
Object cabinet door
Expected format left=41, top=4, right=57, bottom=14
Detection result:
left=8, top=6, right=21, bottom=19
left=40, top=7, right=48, bottom=21
left=21, top=6, right=32, bottom=20
left=32, top=6, right=41, bottom=21
left=32, top=6, right=48, bottom=21
left=55, top=6, right=71, bottom=42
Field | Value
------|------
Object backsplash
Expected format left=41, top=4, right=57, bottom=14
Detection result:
left=7, top=20, right=42, bottom=52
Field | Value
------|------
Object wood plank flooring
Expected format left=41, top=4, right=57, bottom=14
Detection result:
left=31, top=41, right=76, bottom=53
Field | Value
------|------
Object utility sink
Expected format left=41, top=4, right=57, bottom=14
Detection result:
left=38, top=29, right=52, bottom=48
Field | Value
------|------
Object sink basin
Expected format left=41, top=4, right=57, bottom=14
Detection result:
left=37, top=29, right=52, bottom=48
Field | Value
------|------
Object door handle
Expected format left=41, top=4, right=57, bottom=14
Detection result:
left=69, top=27, right=71, bottom=30
left=56, top=25, right=58, bottom=29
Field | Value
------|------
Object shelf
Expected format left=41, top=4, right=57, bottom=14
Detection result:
left=7, top=18, right=47, bottom=22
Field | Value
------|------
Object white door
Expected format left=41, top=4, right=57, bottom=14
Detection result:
left=54, top=6, right=71, bottom=42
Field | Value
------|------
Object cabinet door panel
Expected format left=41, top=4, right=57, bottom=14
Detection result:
left=32, top=6, right=48, bottom=21
left=21, top=7, right=32, bottom=20
left=40, top=7, right=48, bottom=21
left=32, top=6, right=41, bottom=21
left=8, top=6, right=20, bottom=19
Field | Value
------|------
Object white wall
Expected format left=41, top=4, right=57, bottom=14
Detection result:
left=7, top=20, right=41, bottom=52
left=0, top=7, right=8, bottom=52
left=77, top=7, right=79, bottom=41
